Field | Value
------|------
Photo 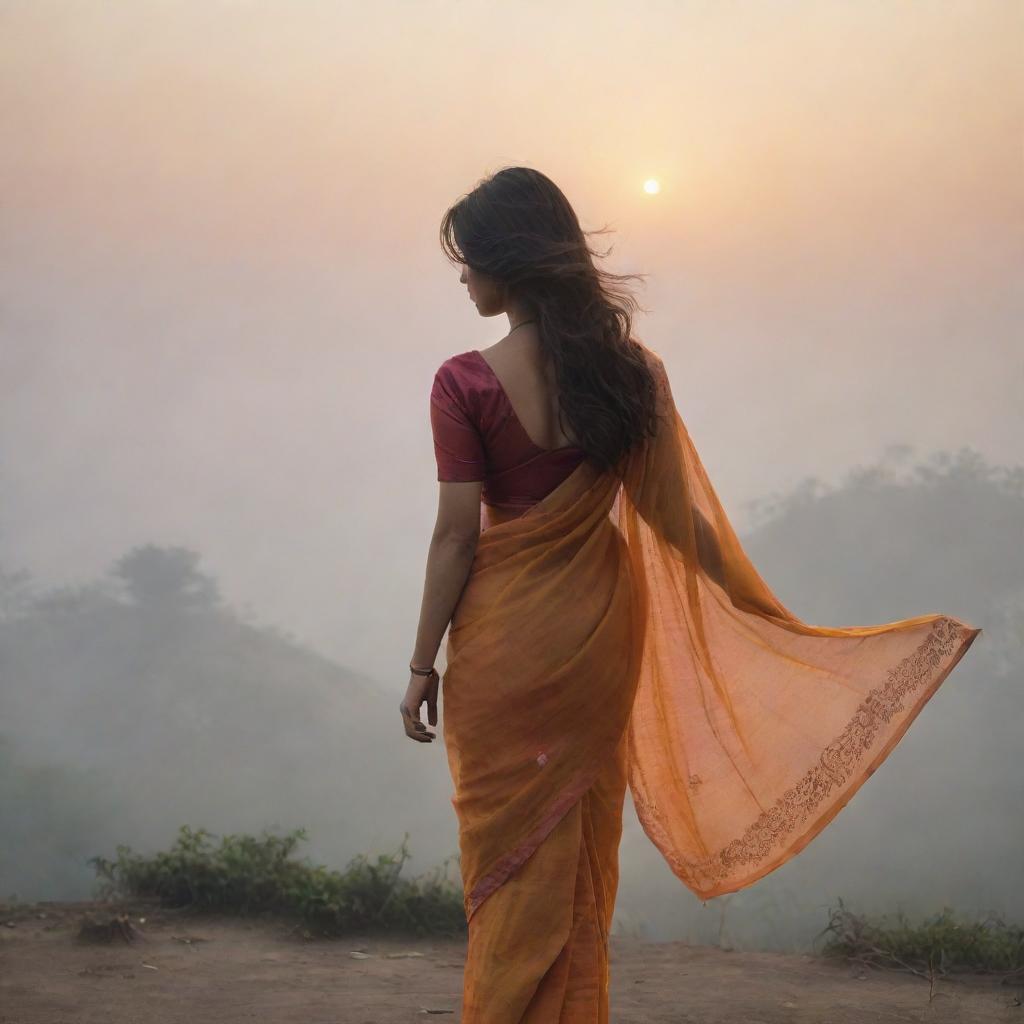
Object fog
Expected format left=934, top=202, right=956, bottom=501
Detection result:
left=2, top=0, right=1021, bottom=949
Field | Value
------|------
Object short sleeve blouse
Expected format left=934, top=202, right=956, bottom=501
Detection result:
left=430, top=360, right=487, bottom=482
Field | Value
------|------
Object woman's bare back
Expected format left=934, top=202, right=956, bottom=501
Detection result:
left=476, top=334, right=580, bottom=451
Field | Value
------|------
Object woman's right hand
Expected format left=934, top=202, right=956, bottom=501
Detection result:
left=399, top=668, right=439, bottom=743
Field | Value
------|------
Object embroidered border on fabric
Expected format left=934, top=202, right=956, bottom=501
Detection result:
left=632, top=616, right=972, bottom=893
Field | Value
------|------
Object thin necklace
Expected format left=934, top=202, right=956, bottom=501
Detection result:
left=508, top=318, right=536, bottom=334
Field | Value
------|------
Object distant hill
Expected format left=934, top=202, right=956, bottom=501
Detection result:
left=2, top=445, right=1021, bottom=949
left=0, top=545, right=455, bottom=902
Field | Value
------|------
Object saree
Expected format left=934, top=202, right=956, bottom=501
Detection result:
left=440, top=343, right=981, bottom=1022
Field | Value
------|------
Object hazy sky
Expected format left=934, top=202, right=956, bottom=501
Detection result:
left=2, top=0, right=1021, bottom=683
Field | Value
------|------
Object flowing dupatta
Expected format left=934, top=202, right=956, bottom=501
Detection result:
left=441, top=342, right=982, bottom=921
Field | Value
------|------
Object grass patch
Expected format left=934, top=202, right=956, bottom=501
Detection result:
left=89, top=825, right=466, bottom=938
left=818, top=897, right=1024, bottom=982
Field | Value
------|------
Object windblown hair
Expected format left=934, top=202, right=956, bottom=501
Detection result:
left=439, top=166, right=659, bottom=474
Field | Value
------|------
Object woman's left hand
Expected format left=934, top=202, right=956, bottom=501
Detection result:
left=400, top=669, right=439, bottom=743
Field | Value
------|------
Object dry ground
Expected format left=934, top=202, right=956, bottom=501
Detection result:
left=0, top=901, right=1020, bottom=1023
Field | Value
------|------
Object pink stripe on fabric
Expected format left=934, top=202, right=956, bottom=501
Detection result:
left=466, top=766, right=601, bottom=921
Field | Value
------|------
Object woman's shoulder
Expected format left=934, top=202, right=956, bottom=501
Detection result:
left=431, top=350, right=491, bottom=410
left=630, top=336, right=664, bottom=371
left=629, top=338, right=669, bottom=387
left=434, top=349, right=480, bottom=378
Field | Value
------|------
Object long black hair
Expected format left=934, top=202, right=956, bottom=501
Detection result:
left=439, top=166, right=659, bottom=473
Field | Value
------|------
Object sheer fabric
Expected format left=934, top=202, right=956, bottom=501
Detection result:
left=433, top=341, right=982, bottom=1021
left=460, top=728, right=629, bottom=1021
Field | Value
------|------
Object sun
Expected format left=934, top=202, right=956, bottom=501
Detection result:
left=643, top=178, right=661, bottom=195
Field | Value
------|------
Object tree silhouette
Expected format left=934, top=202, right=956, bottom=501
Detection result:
left=110, top=545, right=220, bottom=612
left=0, top=565, right=35, bottom=622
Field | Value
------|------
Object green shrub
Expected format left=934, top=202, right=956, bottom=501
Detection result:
left=818, top=897, right=1024, bottom=980
left=89, top=825, right=466, bottom=938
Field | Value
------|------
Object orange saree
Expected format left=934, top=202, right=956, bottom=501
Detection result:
left=440, top=343, right=981, bottom=1022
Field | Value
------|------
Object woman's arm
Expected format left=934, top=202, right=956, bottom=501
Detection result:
left=624, top=347, right=728, bottom=591
left=401, top=480, right=482, bottom=743
left=409, top=484, right=482, bottom=668
left=693, top=504, right=727, bottom=590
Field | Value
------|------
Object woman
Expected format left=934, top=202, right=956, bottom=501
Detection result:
left=400, top=166, right=982, bottom=1022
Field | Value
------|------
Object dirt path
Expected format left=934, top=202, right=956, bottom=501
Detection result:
left=1, top=901, right=1019, bottom=1023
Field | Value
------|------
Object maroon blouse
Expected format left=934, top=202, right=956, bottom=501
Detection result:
left=430, top=350, right=587, bottom=515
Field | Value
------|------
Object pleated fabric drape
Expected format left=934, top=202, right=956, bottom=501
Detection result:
left=441, top=341, right=981, bottom=1021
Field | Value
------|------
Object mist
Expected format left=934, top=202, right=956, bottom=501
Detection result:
left=2, top=0, right=1021, bottom=950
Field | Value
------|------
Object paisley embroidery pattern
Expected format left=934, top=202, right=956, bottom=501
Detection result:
left=634, top=616, right=969, bottom=893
